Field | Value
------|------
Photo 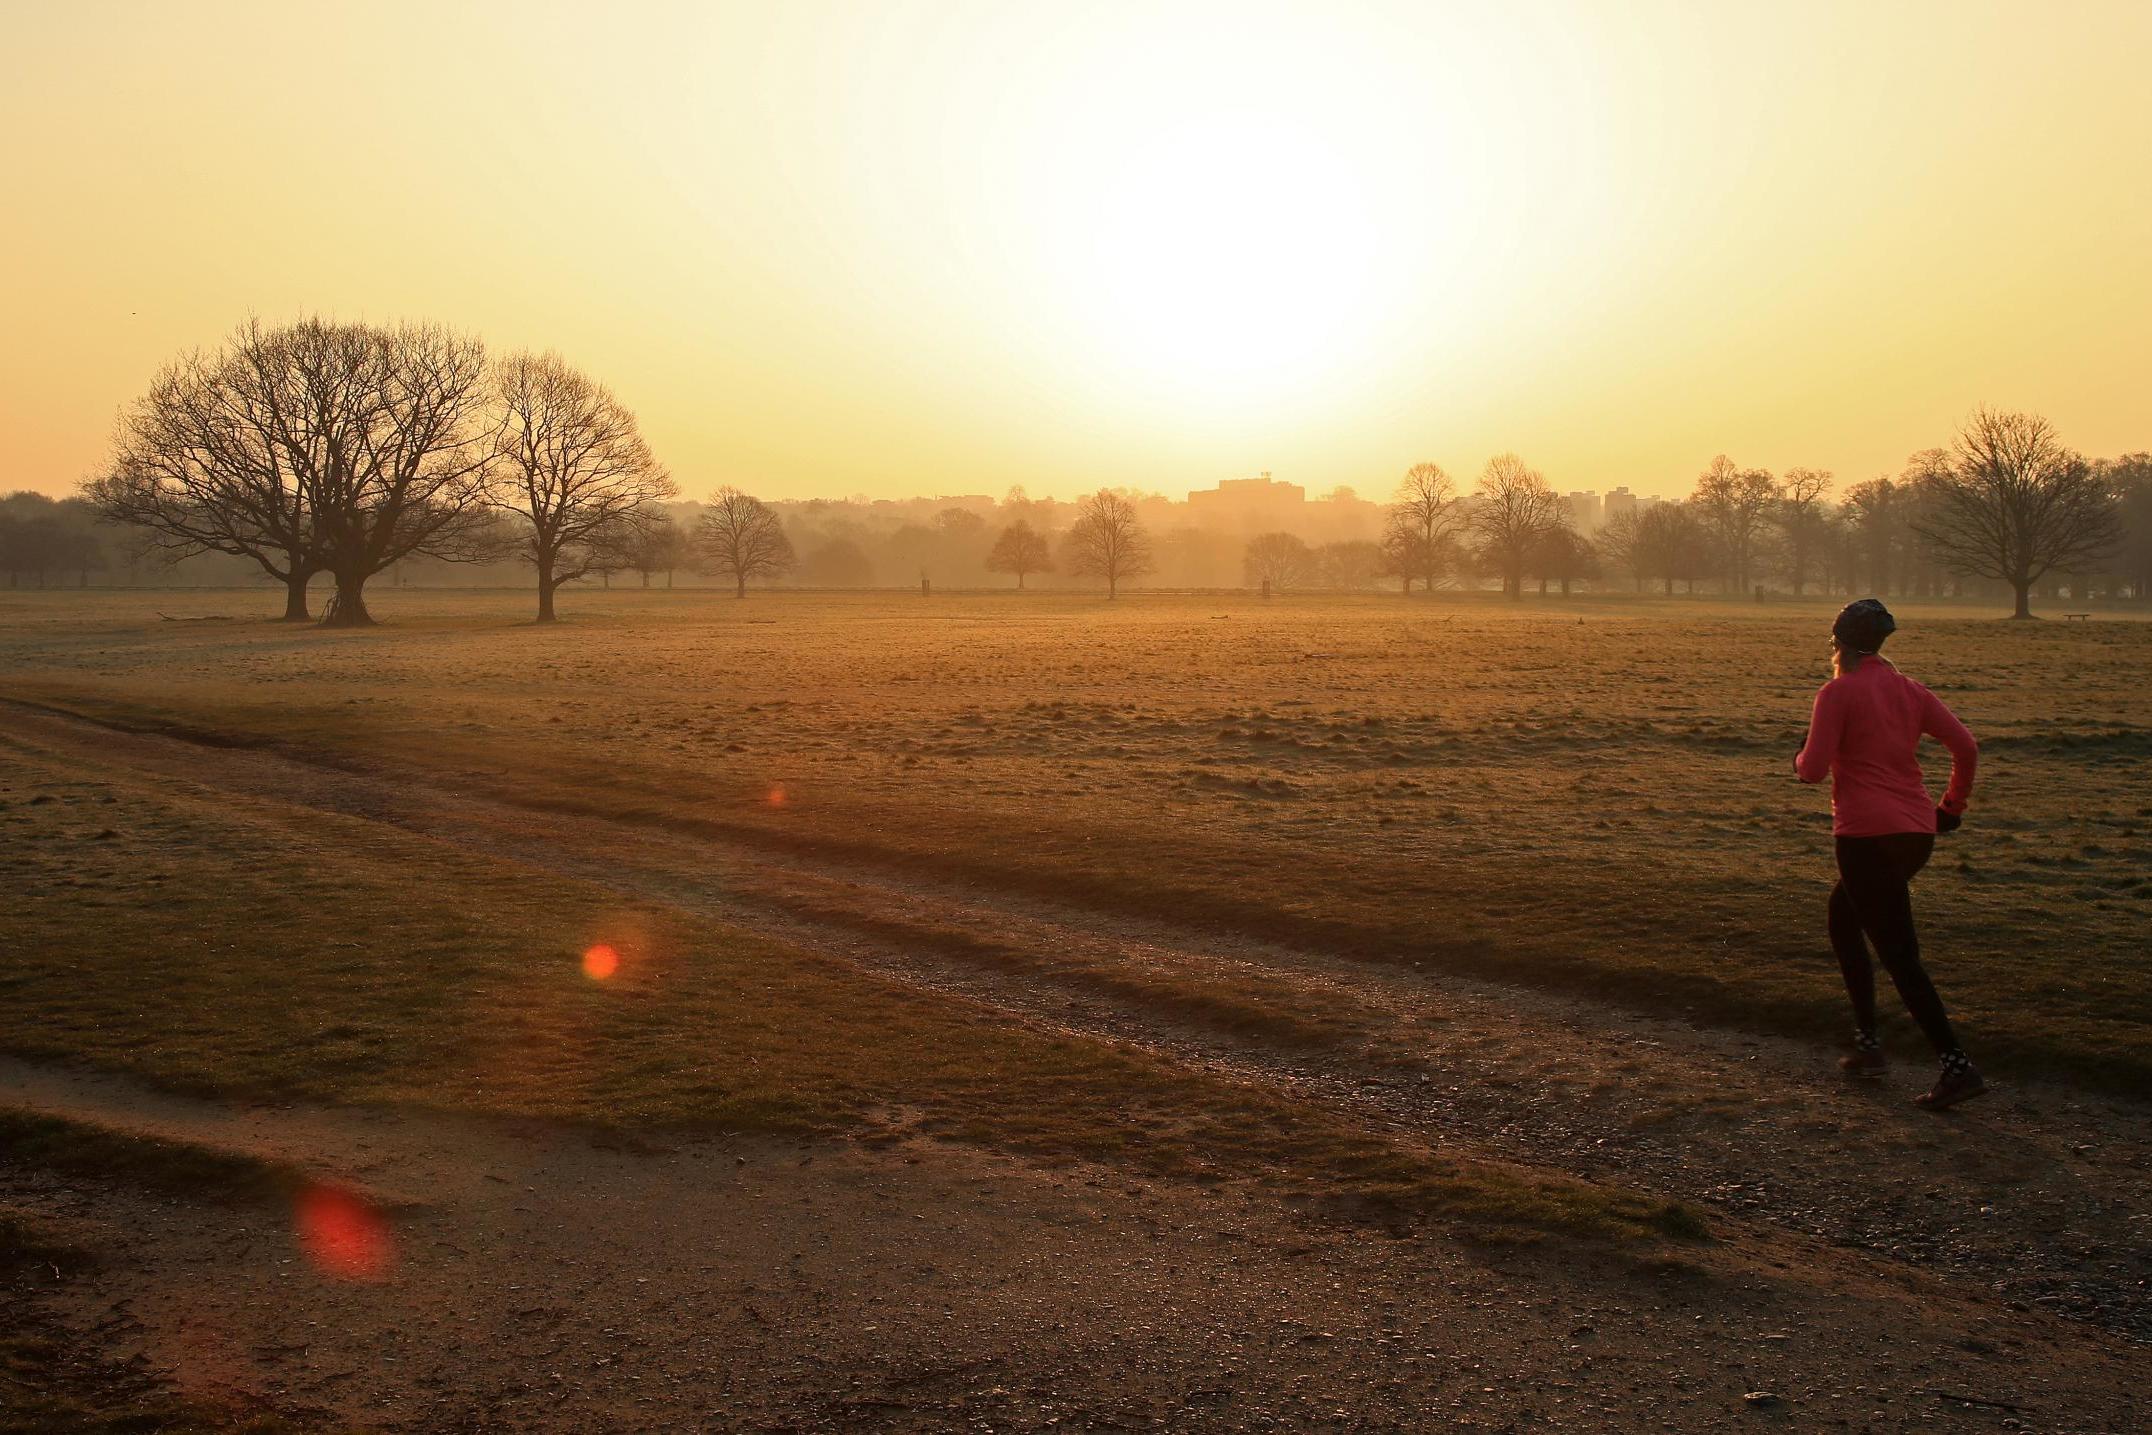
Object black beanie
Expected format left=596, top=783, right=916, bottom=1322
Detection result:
left=1832, top=598, right=1896, bottom=653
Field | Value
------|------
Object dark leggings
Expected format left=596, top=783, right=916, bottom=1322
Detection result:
left=1829, top=833, right=1962, bottom=1057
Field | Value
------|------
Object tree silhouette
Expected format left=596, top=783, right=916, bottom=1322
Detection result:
left=1692, top=456, right=1777, bottom=594
left=85, top=319, right=326, bottom=620
left=1382, top=462, right=1463, bottom=594
left=1064, top=490, right=1153, bottom=598
left=1243, top=531, right=1314, bottom=590
left=1470, top=454, right=1562, bottom=599
left=985, top=520, right=1053, bottom=588
left=1915, top=409, right=2121, bottom=618
left=696, top=487, right=795, bottom=597
left=1774, top=468, right=1833, bottom=595
left=489, top=352, right=675, bottom=622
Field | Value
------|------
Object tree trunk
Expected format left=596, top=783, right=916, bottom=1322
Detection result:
left=1016, top=571, right=1025, bottom=590
left=536, top=576, right=558, bottom=623
left=641, top=571, right=651, bottom=589
left=321, top=572, right=375, bottom=627
left=1663, top=576, right=1674, bottom=596
left=735, top=574, right=747, bottom=598
left=279, top=571, right=313, bottom=622
left=2011, top=581, right=2033, bottom=619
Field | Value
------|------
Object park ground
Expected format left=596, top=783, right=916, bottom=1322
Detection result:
left=1, top=588, right=2147, bottom=1431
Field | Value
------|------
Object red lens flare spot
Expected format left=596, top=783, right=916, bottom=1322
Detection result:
left=295, top=1184, right=392, bottom=1282
left=766, top=784, right=787, bottom=808
left=582, top=943, right=621, bottom=981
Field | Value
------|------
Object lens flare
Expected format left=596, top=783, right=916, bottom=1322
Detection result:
left=582, top=943, right=621, bottom=980
left=766, top=783, right=787, bottom=807
left=294, top=1184, right=392, bottom=1282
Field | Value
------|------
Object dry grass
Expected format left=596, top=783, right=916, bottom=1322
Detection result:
left=0, top=721, right=1691, bottom=1243
left=6, top=587, right=2141, bottom=1087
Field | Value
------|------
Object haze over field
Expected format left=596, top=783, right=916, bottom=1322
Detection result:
left=5, top=1, right=2152, bottom=503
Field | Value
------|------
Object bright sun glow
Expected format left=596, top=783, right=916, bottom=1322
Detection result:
left=1069, top=113, right=1386, bottom=400
left=3, top=4, right=2149, bottom=497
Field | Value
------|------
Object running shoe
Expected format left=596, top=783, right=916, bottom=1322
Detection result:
left=1914, top=1059, right=1987, bottom=1111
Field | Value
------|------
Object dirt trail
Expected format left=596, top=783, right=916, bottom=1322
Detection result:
left=2, top=1056, right=2141, bottom=1433
left=4, top=698, right=2150, bottom=1429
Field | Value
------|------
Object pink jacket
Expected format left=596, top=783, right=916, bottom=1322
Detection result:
left=1795, top=657, right=1978, bottom=837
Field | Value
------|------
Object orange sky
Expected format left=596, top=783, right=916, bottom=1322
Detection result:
left=4, top=1, right=2148, bottom=504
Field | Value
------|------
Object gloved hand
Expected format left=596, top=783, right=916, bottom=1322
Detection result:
left=1935, top=807, right=1963, bottom=834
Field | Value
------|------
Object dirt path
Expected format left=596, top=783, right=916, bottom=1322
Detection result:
left=4, top=698, right=2149, bottom=1429
left=1, top=1056, right=2141, bottom=1433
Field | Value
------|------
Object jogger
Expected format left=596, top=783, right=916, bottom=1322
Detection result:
left=1795, top=598, right=1984, bottom=1110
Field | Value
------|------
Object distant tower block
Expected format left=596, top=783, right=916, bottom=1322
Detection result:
left=1187, top=471, right=1307, bottom=530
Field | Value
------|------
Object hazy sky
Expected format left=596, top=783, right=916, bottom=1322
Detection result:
left=4, top=1, right=2148, bottom=504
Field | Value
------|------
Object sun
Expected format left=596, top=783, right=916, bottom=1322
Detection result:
left=1071, top=111, right=1387, bottom=402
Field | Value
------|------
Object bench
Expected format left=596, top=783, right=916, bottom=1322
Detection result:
left=2063, top=612, right=2092, bottom=621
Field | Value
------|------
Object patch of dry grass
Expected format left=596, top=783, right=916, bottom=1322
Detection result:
left=0, top=735, right=1693, bottom=1243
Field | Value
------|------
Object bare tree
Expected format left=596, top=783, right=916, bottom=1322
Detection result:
left=88, top=317, right=497, bottom=625
left=1594, top=509, right=1643, bottom=592
left=1631, top=503, right=1703, bottom=595
left=84, top=319, right=325, bottom=620
left=1382, top=462, right=1464, bottom=594
left=489, top=352, right=676, bottom=622
left=1839, top=477, right=1906, bottom=595
left=310, top=321, right=500, bottom=625
left=2099, top=453, right=2152, bottom=599
left=696, top=486, right=795, bottom=597
left=1470, top=454, right=1562, bottom=599
left=1773, top=468, right=1833, bottom=595
left=1915, top=409, right=2122, bottom=618
left=1527, top=523, right=1598, bottom=595
left=985, top=519, right=1053, bottom=589
left=1242, top=531, right=1315, bottom=590
left=1064, top=489, right=1153, bottom=598
left=591, top=504, right=690, bottom=588
left=1316, top=539, right=1385, bottom=591
left=1692, top=455, right=1778, bottom=594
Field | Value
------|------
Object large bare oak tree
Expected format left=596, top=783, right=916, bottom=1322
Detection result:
left=85, top=319, right=326, bottom=620
left=307, top=321, right=499, bottom=625
left=1914, top=409, right=2121, bottom=618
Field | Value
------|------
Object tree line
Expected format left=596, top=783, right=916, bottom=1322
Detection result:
left=1345, top=410, right=2139, bottom=617
left=42, top=318, right=2150, bottom=619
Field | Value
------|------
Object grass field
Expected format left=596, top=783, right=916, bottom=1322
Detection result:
left=7, top=586, right=2150, bottom=1429
left=5, top=587, right=2145, bottom=1091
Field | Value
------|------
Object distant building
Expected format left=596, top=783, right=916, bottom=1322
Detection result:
left=1603, top=487, right=1638, bottom=523
left=1186, top=472, right=1307, bottom=530
left=1564, top=490, right=1602, bottom=532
